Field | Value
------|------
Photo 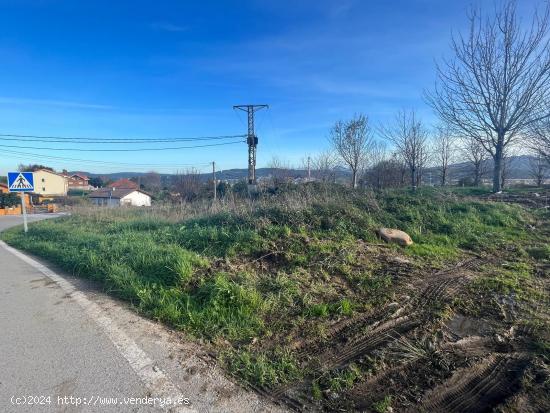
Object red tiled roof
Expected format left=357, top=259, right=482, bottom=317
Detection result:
left=109, top=178, right=138, bottom=189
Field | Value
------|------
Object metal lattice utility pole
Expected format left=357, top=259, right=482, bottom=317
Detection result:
left=233, top=104, right=268, bottom=186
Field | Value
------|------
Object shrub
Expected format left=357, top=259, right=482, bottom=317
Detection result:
left=0, top=192, right=20, bottom=208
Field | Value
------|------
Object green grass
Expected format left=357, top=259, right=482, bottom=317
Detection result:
left=372, top=395, right=393, bottom=413
left=304, top=298, right=355, bottom=318
left=445, top=186, right=493, bottom=196
left=1, top=184, right=540, bottom=388
left=326, top=363, right=363, bottom=392
left=526, top=245, right=550, bottom=261
left=222, top=349, right=302, bottom=386
left=471, top=261, right=542, bottom=302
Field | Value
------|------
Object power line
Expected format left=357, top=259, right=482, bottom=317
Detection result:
left=0, top=133, right=246, bottom=143
left=0, top=139, right=245, bottom=152
left=0, top=148, right=211, bottom=168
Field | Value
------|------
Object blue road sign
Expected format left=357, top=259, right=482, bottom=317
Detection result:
left=7, top=172, right=35, bottom=192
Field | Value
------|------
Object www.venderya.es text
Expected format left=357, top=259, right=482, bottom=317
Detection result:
left=11, top=395, right=190, bottom=408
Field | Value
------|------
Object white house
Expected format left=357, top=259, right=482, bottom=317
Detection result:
left=88, top=188, right=151, bottom=207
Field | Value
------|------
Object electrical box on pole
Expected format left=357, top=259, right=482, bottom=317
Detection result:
left=233, top=104, right=268, bottom=188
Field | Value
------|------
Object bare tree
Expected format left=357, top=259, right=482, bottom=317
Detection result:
left=433, top=125, right=456, bottom=186
left=310, top=150, right=338, bottom=183
left=267, top=156, right=293, bottom=186
left=528, top=152, right=548, bottom=186
left=500, top=146, right=516, bottom=190
left=362, top=142, right=409, bottom=190
left=529, top=112, right=550, bottom=163
left=379, top=110, right=430, bottom=191
left=141, top=171, right=162, bottom=193
left=417, top=142, right=431, bottom=187
left=397, top=157, right=408, bottom=186
left=329, top=113, right=373, bottom=188
left=365, top=156, right=406, bottom=190
left=172, top=168, right=202, bottom=202
left=426, top=1, right=550, bottom=192
left=361, top=140, right=388, bottom=189
left=461, top=135, right=488, bottom=186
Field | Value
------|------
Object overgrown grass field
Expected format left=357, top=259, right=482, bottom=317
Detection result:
left=2, top=184, right=548, bottom=407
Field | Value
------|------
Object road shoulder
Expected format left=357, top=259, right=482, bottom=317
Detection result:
left=0, top=240, right=286, bottom=413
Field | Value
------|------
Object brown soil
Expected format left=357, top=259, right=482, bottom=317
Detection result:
left=253, top=240, right=549, bottom=412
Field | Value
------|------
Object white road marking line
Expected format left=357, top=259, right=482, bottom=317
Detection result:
left=0, top=241, right=195, bottom=413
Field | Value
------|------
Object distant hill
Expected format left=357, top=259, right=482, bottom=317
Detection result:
left=71, top=155, right=541, bottom=183
left=70, top=168, right=315, bottom=182
left=436, top=154, right=537, bottom=180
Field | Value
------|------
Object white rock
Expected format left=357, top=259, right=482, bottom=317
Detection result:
left=377, top=228, right=413, bottom=247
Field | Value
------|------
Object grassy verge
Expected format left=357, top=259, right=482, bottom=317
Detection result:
left=1, top=184, right=542, bottom=388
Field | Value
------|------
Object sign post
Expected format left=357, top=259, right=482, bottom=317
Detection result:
left=7, top=172, right=35, bottom=233
left=20, top=192, right=28, bottom=232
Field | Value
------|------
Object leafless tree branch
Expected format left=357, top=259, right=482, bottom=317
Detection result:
left=426, top=0, right=550, bottom=192
left=329, top=113, right=373, bottom=188
left=379, top=110, right=430, bottom=191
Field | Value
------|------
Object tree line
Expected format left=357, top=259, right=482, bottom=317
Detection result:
left=322, top=0, right=550, bottom=193
left=11, top=2, right=550, bottom=197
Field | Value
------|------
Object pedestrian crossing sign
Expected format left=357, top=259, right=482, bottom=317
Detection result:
left=7, top=172, right=35, bottom=192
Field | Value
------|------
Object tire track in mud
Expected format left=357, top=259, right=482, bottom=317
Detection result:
left=259, top=258, right=483, bottom=410
left=343, top=334, right=503, bottom=410
left=319, top=258, right=480, bottom=371
left=319, top=316, right=421, bottom=369
left=416, top=276, right=469, bottom=305
left=288, top=304, right=405, bottom=357
left=297, top=257, right=480, bottom=361
left=415, top=354, right=528, bottom=413
left=415, top=257, right=480, bottom=304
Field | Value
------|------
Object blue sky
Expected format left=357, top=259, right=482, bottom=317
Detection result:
left=0, top=0, right=542, bottom=175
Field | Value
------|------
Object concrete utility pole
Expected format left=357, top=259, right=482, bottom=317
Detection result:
left=233, top=104, right=268, bottom=186
left=307, top=156, right=311, bottom=180
left=212, top=161, right=217, bottom=201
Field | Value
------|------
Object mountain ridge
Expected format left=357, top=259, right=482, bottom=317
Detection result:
left=70, top=155, right=543, bottom=182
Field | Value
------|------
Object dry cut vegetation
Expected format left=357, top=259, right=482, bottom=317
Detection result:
left=2, top=183, right=549, bottom=412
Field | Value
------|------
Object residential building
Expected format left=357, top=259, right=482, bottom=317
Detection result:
left=33, top=169, right=69, bottom=196
left=66, top=173, right=92, bottom=190
left=109, top=178, right=138, bottom=190
left=89, top=188, right=151, bottom=207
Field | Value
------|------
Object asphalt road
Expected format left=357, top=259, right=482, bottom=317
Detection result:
left=0, top=214, right=285, bottom=413
left=0, top=215, right=154, bottom=412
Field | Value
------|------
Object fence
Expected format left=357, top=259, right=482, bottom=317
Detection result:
left=0, top=204, right=58, bottom=215
left=0, top=206, right=22, bottom=215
